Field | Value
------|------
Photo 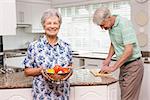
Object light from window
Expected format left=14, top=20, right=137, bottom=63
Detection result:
left=58, top=1, right=131, bottom=53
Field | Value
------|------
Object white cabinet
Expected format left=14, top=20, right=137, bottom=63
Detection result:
left=70, top=87, right=75, bottom=100
left=139, top=63, right=150, bottom=100
left=16, top=2, right=32, bottom=24
left=5, top=56, right=26, bottom=68
left=72, top=57, right=84, bottom=67
left=84, top=58, right=103, bottom=69
left=108, top=82, right=120, bottom=100
left=0, top=87, right=74, bottom=100
left=74, top=83, right=118, bottom=100
left=75, top=86, right=107, bottom=100
left=0, top=0, right=16, bottom=35
left=0, top=88, right=32, bottom=100
left=31, top=3, right=50, bottom=33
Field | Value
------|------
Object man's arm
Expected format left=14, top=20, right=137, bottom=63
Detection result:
left=107, top=43, right=115, bottom=60
left=103, top=43, right=115, bottom=66
left=113, top=44, right=133, bottom=71
left=100, top=44, right=133, bottom=73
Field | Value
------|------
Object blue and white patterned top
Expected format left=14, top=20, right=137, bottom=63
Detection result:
left=23, top=35, right=72, bottom=100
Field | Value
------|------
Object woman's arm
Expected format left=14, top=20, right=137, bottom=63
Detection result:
left=24, top=67, right=43, bottom=77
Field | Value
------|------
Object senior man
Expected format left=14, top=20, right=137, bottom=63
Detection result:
left=93, top=7, right=144, bottom=100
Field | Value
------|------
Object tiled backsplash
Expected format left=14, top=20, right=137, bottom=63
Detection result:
left=3, top=29, right=42, bottom=50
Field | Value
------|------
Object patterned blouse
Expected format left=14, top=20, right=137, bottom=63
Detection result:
left=23, top=35, right=72, bottom=100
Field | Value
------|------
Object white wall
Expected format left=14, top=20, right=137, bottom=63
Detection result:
left=2, top=29, right=42, bottom=50
left=131, top=0, right=150, bottom=51
left=2, top=0, right=51, bottom=50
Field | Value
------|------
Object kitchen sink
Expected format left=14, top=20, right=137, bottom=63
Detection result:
left=4, top=51, right=27, bottom=58
left=0, top=67, right=24, bottom=74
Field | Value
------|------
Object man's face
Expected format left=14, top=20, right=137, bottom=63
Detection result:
left=99, top=17, right=112, bottom=30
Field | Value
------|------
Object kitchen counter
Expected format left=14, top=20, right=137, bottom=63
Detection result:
left=0, top=69, right=117, bottom=89
left=73, top=52, right=150, bottom=63
left=0, top=72, right=33, bottom=89
left=73, top=52, right=116, bottom=61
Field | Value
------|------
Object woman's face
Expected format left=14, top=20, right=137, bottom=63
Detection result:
left=43, top=16, right=60, bottom=36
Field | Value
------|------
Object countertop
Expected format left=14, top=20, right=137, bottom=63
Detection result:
left=73, top=52, right=150, bottom=63
left=73, top=52, right=116, bottom=61
left=0, top=69, right=117, bottom=89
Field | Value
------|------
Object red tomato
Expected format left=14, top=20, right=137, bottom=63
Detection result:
left=53, top=65, right=62, bottom=73
left=61, top=68, right=70, bottom=73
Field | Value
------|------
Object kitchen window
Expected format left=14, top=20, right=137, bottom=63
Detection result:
left=57, top=1, right=131, bottom=53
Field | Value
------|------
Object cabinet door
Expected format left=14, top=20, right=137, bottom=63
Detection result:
left=0, top=0, right=16, bottom=35
left=31, top=3, right=50, bottom=33
left=70, top=87, right=75, bottom=100
left=75, top=86, right=107, bottom=100
left=16, top=2, right=32, bottom=24
left=0, top=88, right=32, bottom=100
left=107, top=82, right=119, bottom=100
left=139, top=63, right=150, bottom=100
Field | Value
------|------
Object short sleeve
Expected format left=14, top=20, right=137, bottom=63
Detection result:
left=122, top=21, right=137, bottom=45
left=23, top=43, right=35, bottom=68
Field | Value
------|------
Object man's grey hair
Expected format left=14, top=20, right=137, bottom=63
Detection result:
left=41, top=8, right=62, bottom=27
left=93, top=7, right=111, bottom=25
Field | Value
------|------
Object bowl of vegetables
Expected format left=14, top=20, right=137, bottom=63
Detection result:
left=42, top=65, right=73, bottom=82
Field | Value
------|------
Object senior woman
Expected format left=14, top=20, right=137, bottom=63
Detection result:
left=23, top=9, right=72, bottom=100
left=93, top=7, right=144, bottom=100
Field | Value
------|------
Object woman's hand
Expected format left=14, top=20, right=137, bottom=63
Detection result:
left=41, top=69, right=50, bottom=81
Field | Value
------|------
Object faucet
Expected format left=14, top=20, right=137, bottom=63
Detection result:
left=0, top=67, right=5, bottom=74
left=0, top=52, right=5, bottom=74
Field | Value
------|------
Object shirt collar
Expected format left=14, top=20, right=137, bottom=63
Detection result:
left=112, top=15, right=120, bottom=28
left=42, top=35, right=61, bottom=46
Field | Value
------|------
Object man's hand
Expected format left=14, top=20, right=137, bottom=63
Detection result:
left=100, top=65, right=116, bottom=73
left=102, top=59, right=111, bottom=67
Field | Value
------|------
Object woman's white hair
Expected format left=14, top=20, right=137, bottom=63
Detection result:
left=41, top=8, right=62, bottom=27
left=93, top=7, right=111, bottom=25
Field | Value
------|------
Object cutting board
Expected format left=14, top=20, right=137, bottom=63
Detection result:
left=90, top=69, right=111, bottom=77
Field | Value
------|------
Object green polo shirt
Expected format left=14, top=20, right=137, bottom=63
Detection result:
left=109, top=15, right=141, bottom=62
